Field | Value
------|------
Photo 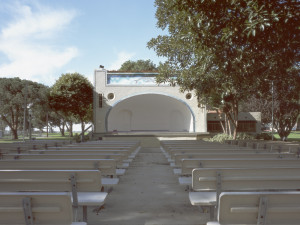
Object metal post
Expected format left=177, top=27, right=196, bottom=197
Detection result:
left=271, top=81, right=274, bottom=141
left=22, top=197, right=33, bottom=225
left=29, top=113, right=32, bottom=140
left=46, top=112, right=49, bottom=138
left=23, top=84, right=28, bottom=141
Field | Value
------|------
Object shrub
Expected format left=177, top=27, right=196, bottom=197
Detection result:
left=255, top=133, right=274, bottom=140
left=207, top=133, right=233, bottom=143
left=236, top=133, right=255, bottom=140
left=207, top=132, right=255, bottom=143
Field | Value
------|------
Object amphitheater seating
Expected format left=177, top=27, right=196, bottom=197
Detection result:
left=178, top=158, right=300, bottom=175
left=189, top=167, right=300, bottom=220
left=0, top=169, right=108, bottom=222
left=0, top=192, right=86, bottom=224
left=160, top=139, right=300, bottom=224
left=0, top=140, right=141, bottom=222
left=207, top=191, right=300, bottom=225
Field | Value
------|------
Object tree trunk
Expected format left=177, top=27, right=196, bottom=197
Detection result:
left=11, top=128, right=18, bottom=140
left=224, top=114, right=229, bottom=135
left=224, top=99, right=239, bottom=139
left=1, top=114, right=18, bottom=139
left=59, top=121, right=65, bottom=136
left=231, top=100, right=239, bottom=139
left=81, top=121, right=85, bottom=142
left=68, top=121, right=73, bottom=137
left=216, top=110, right=226, bottom=133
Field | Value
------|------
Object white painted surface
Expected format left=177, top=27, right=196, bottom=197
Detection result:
left=93, top=69, right=207, bottom=133
left=107, top=94, right=193, bottom=132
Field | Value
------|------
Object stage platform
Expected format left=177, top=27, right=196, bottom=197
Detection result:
left=92, top=132, right=211, bottom=147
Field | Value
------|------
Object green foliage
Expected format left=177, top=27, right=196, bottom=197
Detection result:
left=236, top=133, right=255, bottom=140
left=255, top=133, right=273, bottom=141
left=0, top=77, right=49, bottom=139
left=118, top=59, right=158, bottom=72
left=272, top=74, right=300, bottom=140
left=206, top=133, right=233, bottom=143
left=206, top=132, right=255, bottom=143
left=73, top=133, right=90, bottom=143
left=148, top=0, right=299, bottom=139
left=50, top=73, right=93, bottom=136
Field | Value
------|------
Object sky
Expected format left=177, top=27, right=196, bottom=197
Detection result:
left=0, top=0, right=166, bottom=87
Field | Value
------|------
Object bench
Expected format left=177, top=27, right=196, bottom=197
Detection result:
left=207, top=191, right=300, bottom=225
left=0, top=140, right=69, bottom=154
left=0, top=192, right=86, bottom=224
left=0, top=170, right=108, bottom=222
left=189, top=167, right=300, bottom=220
left=65, top=141, right=140, bottom=149
left=175, top=153, right=297, bottom=187
left=28, top=149, right=135, bottom=162
left=0, top=159, right=123, bottom=176
left=178, top=158, right=300, bottom=175
left=2, top=153, right=129, bottom=168
left=173, top=152, right=296, bottom=168
left=233, top=140, right=300, bottom=153
left=166, top=148, right=286, bottom=162
left=162, top=145, right=244, bottom=153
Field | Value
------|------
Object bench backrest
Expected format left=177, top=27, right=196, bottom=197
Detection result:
left=29, top=149, right=130, bottom=155
left=218, top=191, right=300, bottom=225
left=168, top=148, right=284, bottom=159
left=0, top=170, right=102, bottom=192
left=169, top=149, right=263, bottom=159
left=164, top=146, right=243, bottom=153
left=192, top=167, right=300, bottom=191
left=0, top=159, right=116, bottom=176
left=49, top=146, right=133, bottom=150
left=174, top=152, right=296, bottom=167
left=181, top=158, right=300, bottom=175
left=0, top=192, right=74, bottom=224
left=2, top=153, right=126, bottom=162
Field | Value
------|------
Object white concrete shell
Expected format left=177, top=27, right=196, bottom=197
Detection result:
left=93, top=69, right=207, bottom=134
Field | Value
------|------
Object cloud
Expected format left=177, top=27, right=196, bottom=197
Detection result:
left=0, top=2, right=78, bottom=85
left=108, top=51, right=136, bottom=71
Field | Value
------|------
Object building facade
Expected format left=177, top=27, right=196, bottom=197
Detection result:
left=93, top=69, right=207, bottom=134
left=93, top=69, right=261, bottom=135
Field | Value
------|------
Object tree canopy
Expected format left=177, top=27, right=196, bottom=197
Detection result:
left=118, top=59, right=158, bottom=72
left=49, top=73, right=93, bottom=140
left=148, top=0, right=299, bottom=138
left=0, top=77, right=49, bottom=139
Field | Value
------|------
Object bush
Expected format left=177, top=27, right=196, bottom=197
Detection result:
left=236, top=133, right=255, bottom=140
left=207, top=133, right=234, bottom=143
left=74, top=133, right=90, bottom=143
left=206, top=132, right=255, bottom=143
left=255, top=133, right=274, bottom=140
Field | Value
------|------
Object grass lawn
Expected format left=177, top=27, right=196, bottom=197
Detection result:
left=274, top=131, right=300, bottom=142
left=0, top=132, right=76, bottom=143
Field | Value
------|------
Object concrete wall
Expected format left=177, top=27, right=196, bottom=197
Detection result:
left=107, top=93, right=193, bottom=132
left=93, top=69, right=207, bottom=133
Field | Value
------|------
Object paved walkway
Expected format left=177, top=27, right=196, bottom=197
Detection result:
left=87, top=147, right=209, bottom=225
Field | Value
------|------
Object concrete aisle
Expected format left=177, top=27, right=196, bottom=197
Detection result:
left=87, top=147, right=209, bottom=225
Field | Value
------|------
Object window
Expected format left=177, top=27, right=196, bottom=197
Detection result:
left=237, top=121, right=256, bottom=132
left=99, top=93, right=103, bottom=108
left=207, top=120, right=257, bottom=132
left=207, top=121, right=224, bottom=132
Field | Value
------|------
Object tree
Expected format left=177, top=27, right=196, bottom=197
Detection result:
left=240, top=95, right=275, bottom=129
left=243, top=71, right=300, bottom=140
left=148, top=0, right=299, bottom=139
left=50, top=73, right=93, bottom=141
left=0, top=78, right=49, bottom=139
left=118, top=59, right=158, bottom=72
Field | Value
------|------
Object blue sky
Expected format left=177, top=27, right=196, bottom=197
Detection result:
left=0, top=0, right=166, bottom=86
